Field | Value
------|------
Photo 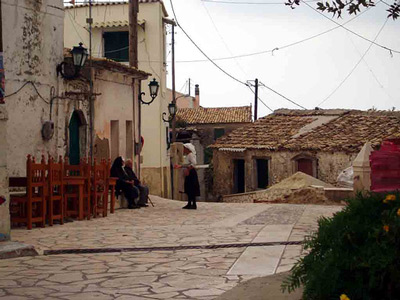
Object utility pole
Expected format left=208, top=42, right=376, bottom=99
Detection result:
left=254, top=78, right=258, bottom=121
left=129, top=0, right=140, bottom=173
left=88, top=0, right=94, bottom=163
left=129, top=0, right=138, bottom=68
left=188, top=78, right=191, bottom=96
left=0, top=0, right=4, bottom=104
left=171, top=23, right=176, bottom=143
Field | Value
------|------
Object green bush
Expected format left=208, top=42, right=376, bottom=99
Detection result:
left=282, top=192, right=400, bottom=300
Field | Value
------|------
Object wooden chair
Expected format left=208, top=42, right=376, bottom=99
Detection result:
left=91, top=158, right=108, bottom=217
left=80, top=157, right=92, bottom=220
left=47, top=156, right=64, bottom=226
left=105, top=159, right=118, bottom=214
left=64, top=157, right=81, bottom=219
left=10, top=155, right=47, bottom=230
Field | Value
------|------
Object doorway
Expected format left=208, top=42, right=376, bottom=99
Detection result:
left=233, top=159, right=245, bottom=194
left=297, top=158, right=313, bottom=176
left=256, top=159, right=269, bottom=189
left=69, top=111, right=81, bottom=165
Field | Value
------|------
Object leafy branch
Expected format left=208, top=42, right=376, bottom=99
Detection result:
left=285, top=0, right=400, bottom=20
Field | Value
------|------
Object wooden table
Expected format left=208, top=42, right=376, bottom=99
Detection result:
left=64, top=176, right=85, bottom=220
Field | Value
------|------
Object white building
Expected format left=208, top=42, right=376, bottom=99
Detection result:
left=64, top=1, right=172, bottom=198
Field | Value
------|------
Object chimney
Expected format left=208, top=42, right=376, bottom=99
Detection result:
left=194, top=84, right=200, bottom=108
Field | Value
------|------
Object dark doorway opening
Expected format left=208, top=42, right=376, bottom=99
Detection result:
left=297, top=158, right=313, bottom=176
left=256, top=159, right=269, bottom=189
left=233, top=159, right=245, bottom=194
left=69, top=111, right=81, bottom=165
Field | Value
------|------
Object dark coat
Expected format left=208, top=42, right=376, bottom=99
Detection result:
left=124, top=166, right=140, bottom=186
left=110, top=157, right=138, bottom=199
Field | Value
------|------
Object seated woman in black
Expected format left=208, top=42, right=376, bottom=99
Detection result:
left=110, top=156, right=140, bottom=209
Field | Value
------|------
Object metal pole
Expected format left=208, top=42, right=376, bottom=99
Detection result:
left=254, top=78, right=258, bottom=121
left=171, top=23, right=176, bottom=143
left=88, top=0, right=94, bottom=163
left=188, top=78, right=191, bottom=96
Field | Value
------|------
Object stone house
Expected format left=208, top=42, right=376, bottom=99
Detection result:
left=175, top=105, right=252, bottom=200
left=64, top=0, right=173, bottom=198
left=210, top=109, right=400, bottom=197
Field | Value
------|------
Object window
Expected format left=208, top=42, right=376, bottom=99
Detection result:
left=214, top=128, right=225, bottom=140
left=104, top=31, right=129, bottom=62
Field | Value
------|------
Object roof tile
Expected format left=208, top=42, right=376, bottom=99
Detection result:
left=176, top=106, right=252, bottom=125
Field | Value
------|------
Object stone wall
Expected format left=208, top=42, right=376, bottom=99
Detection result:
left=3, top=0, right=66, bottom=176
left=213, top=149, right=356, bottom=197
left=0, top=106, right=9, bottom=241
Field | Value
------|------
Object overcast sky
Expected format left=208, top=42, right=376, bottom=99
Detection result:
left=66, top=0, right=400, bottom=118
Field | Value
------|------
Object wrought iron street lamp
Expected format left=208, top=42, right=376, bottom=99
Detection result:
left=162, top=102, right=177, bottom=123
left=139, top=78, right=160, bottom=105
left=56, top=43, right=88, bottom=80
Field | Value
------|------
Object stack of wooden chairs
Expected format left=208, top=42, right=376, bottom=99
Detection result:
left=10, top=155, right=117, bottom=230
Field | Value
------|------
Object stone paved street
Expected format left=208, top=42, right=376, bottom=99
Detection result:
left=0, top=197, right=342, bottom=299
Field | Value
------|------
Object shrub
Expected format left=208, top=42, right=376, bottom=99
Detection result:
left=282, top=192, right=400, bottom=300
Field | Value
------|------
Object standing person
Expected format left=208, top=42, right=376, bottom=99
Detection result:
left=110, top=156, right=140, bottom=209
left=175, top=143, right=200, bottom=210
left=124, top=159, right=149, bottom=207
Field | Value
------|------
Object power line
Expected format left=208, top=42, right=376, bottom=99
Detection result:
left=259, top=83, right=307, bottom=109
left=247, top=84, right=274, bottom=112
left=68, top=0, right=381, bottom=64
left=317, top=18, right=389, bottom=107
left=169, top=0, right=248, bottom=86
left=302, top=0, right=400, bottom=55
left=170, top=0, right=307, bottom=109
left=346, top=31, right=395, bottom=102
left=201, top=0, right=319, bottom=4
left=5, top=81, right=50, bottom=104
left=201, top=1, right=248, bottom=76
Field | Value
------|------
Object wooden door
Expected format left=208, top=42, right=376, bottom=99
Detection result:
left=69, top=112, right=80, bottom=165
left=297, top=158, right=313, bottom=176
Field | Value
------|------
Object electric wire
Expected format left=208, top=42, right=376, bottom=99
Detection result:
left=169, top=0, right=307, bottom=109
left=169, top=0, right=247, bottom=86
left=302, top=0, right=400, bottom=55
left=346, top=31, right=395, bottom=102
left=201, top=1, right=248, bottom=76
left=85, top=1, right=376, bottom=63
left=4, top=81, right=50, bottom=104
left=201, top=0, right=318, bottom=4
left=259, top=83, right=307, bottom=109
left=316, top=17, right=389, bottom=107
left=247, top=84, right=274, bottom=112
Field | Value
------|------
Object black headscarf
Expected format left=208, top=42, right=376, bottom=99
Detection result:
left=110, top=156, right=124, bottom=178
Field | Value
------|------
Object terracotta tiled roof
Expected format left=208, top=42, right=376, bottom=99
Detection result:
left=63, top=48, right=151, bottom=78
left=211, top=114, right=316, bottom=150
left=65, top=1, right=169, bottom=17
left=211, top=110, right=400, bottom=153
left=176, top=106, right=252, bottom=125
left=286, top=111, right=400, bottom=152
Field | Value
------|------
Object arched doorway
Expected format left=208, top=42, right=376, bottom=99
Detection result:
left=292, top=154, right=317, bottom=178
left=69, top=110, right=87, bottom=165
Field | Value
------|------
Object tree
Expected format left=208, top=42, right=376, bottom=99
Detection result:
left=286, top=0, right=400, bottom=20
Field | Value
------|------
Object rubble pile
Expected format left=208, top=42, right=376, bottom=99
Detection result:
left=254, top=172, right=335, bottom=204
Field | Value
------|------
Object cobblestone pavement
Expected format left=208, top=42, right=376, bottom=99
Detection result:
left=1, top=197, right=342, bottom=299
